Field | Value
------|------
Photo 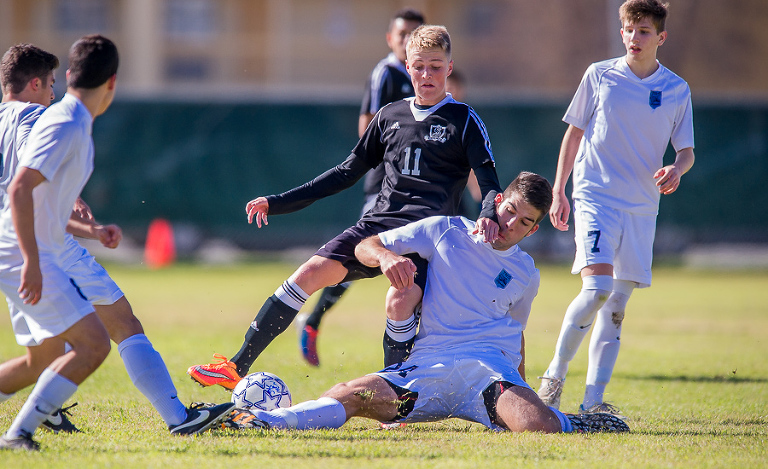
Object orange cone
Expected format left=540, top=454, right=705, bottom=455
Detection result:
left=144, top=218, right=176, bottom=269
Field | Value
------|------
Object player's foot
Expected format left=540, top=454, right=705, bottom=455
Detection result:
left=300, top=324, right=320, bottom=367
left=537, top=376, right=565, bottom=409
left=41, top=402, right=83, bottom=434
left=169, top=402, right=235, bottom=435
left=221, top=408, right=270, bottom=430
left=379, top=421, right=407, bottom=430
left=579, top=402, right=624, bottom=417
left=187, top=353, right=242, bottom=390
left=0, top=431, right=40, bottom=451
left=566, top=412, right=630, bottom=433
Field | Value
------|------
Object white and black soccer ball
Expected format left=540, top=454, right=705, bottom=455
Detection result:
left=231, top=372, right=292, bottom=411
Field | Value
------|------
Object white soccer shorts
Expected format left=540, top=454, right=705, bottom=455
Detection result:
left=571, top=199, right=656, bottom=288
left=371, top=347, right=530, bottom=431
left=61, top=244, right=123, bottom=305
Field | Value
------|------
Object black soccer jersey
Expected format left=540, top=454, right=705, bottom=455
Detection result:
left=359, top=53, right=416, bottom=197
left=266, top=95, right=502, bottom=225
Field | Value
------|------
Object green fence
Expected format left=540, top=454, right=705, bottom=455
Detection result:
left=85, top=101, right=768, bottom=251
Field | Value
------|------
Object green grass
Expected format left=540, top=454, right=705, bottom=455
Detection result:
left=0, top=262, right=766, bottom=468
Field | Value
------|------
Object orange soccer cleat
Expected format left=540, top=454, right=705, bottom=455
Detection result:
left=187, top=353, right=242, bottom=390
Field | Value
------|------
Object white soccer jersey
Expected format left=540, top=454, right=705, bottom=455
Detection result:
left=564, top=57, right=695, bottom=215
left=0, top=102, right=45, bottom=211
left=0, top=94, right=94, bottom=263
left=378, top=216, right=539, bottom=367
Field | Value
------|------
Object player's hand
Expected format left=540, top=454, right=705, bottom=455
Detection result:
left=72, top=197, right=94, bottom=221
left=246, top=197, right=269, bottom=227
left=379, top=253, right=417, bottom=290
left=654, top=164, right=683, bottom=195
left=19, top=262, right=43, bottom=305
left=473, top=217, right=499, bottom=243
left=98, top=224, right=122, bottom=249
left=549, top=192, right=570, bottom=231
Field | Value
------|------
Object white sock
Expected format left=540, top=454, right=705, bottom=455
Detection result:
left=385, top=314, right=418, bottom=342
left=583, top=280, right=634, bottom=408
left=546, top=275, right=613, bottom=379
left=0, top=390, right=15, bottom=404
left=6, top=368, right=77, bottom=438
left=257, top=397, right=347, bottom=430
left=118, top=334, right=187, bottom=426
left=275, top=278, right=309, bottom=311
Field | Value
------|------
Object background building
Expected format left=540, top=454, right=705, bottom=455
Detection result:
left=2, top=0, right=767, bottom=258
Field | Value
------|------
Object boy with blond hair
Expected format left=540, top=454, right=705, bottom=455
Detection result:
left=189, top=25, right=505, bottom=388
left=537, top=0, right=695, bottom=415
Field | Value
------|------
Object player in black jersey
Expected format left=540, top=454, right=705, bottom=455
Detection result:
left=295, top=8, right=425, bottom=367
left=188, top=25, right=505, bottom=390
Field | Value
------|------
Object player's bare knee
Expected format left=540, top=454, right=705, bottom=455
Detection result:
left=385, top=286, right=422, bottom=321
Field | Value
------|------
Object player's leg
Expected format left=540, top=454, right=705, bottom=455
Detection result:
left=4, top=312, right=109, bottom=444
left=227, top=374, right=395, bottom=430
left=94, top=298, right=189, bottom=428
left=188, top=255, right=348, bottom=388
left=382, top=255, right=427, bottom=366
left=539, top=200, right=618, bottom=408
left=297, top=281, right=352, bottom=366
left=494, top=384, right=563, bottom=433
left=0, top=337, right=65, bottom=399
left=582, top=280, right=634, bottom=411
left=581, top=210, right=650, bottom=412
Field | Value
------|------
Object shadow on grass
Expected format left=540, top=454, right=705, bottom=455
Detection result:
left=619, top=374, right=767, bottom=384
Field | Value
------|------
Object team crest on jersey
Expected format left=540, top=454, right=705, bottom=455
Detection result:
left=649, top=90, right=662, bottom=109
left=391, top=122, right=400, bottom=130
left=494, top=269, right=512, bottom=289
left=424, top=125, right=447, bottom=143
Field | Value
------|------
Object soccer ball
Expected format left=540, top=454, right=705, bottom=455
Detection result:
left=231, top=372, right=292, bottom=411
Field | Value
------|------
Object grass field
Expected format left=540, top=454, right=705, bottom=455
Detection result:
left=0, top=261, right=766, bottom=468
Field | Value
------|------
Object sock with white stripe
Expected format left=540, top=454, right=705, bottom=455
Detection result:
left=6, top=368, right=77, bottom=438
left=231, top=279, right=308, bottom=376
left=383, top=314, right=418, bottom=367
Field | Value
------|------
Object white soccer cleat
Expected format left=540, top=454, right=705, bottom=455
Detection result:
left=537, top=376, right=565, bottom=409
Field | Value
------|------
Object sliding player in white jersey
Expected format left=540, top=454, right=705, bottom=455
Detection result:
left=222, top=172, right=628, bottom=434
left=537, top=0, right=695, bottom=415
left=188, top=25, right=506, bottom=390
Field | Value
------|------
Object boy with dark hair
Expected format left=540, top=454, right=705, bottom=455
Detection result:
left=189, top=25, right=504, bottom=389
left=224, top=172, right=628, bottom=434
left=537, top=0, right=695, bottom=415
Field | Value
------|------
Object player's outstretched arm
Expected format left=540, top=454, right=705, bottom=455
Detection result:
left=245, top=196, right=269, bottom=227
left=355, top=235, right=416, bottom=290
left=67, top=215, right=123, bottom=249
left=8, top=167, right=45, bottom=305
left=550, top=124, right=584, bottom=231
left=654, top=147, right=695, bottom=195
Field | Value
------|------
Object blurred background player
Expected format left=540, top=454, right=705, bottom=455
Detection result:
left=188, top=25, right=504, bottom=390
left=536, top=0, right=695, bottom=415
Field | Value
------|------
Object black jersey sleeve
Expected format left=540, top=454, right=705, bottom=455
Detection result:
left=265, top=152, right=373, bottom=215
left=474, top=162, right=501, bottom=221
left=462, top=106, right=502, bottom=221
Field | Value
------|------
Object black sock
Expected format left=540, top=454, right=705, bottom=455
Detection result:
left=305, top=282, right=351, bottom=329
left=231, top=295, right=298, bottom=376
left=383, top=333, right=415, bottom=367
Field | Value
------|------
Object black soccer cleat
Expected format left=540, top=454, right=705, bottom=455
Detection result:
left=169, top=402, right=235, bottom=435
left=566, top=412, right=630, bottom=433
left=0, top=431, right=40, bottom=451
left=41, top=402, right=83, bottom=434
